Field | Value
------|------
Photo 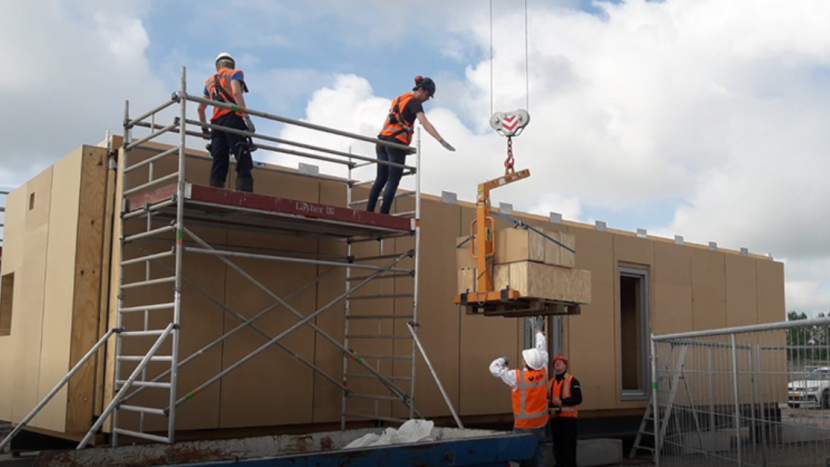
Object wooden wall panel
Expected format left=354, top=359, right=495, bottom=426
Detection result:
left=566, top=226, right=615, bottom=410
left=0, top=188, right=27, bottom=423
left=94, top=142, right=118, bottom=418
left=38, top=148, right=83, bottom=432
left=756, top=260, right=785, bottom=324
left=691, top=250, right=727, bottom=331
left=219, top=171, right=320, bottom=428
left=392, top=196, right=461, bottom=419
left=310, top=180, right=348, bottom=423
left=12, top=168, right=53, bottom=426
left=652, top=243, right=693, bottom=335
left=725, top=255, right=758, bottom=327
left=614, top=235, right=654, bottom=267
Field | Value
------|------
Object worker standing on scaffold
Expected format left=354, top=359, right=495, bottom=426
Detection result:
left=197, top=52, right=256, bottom=193
left=366, top=76, right=456, bottom=215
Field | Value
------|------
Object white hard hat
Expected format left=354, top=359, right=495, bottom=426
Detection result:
left=522, top=348, right=545, bottom=371
left=215, top=52, right=235, bottom=65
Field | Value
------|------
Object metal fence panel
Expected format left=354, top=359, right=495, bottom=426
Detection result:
left=652, top=319, right=830, bottom=467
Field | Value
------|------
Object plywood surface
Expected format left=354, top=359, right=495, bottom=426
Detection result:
left=458, top=268, right=476, bottom=294
left=653, top=243, right=693, bottom=335
left=394, top=197, right=461, bottom=419
left=495, top=228, right=545, bottom=264
left=38, top=148, right=83, bottom=432
left=544, top=231, right=575, bottom=268
left=311, top=180, right=348, bottom=423
left=12, top=168, right=53, bottom=426
left=94, top=147, right=117, bottom=417
left=218, top=170, right=320, bottom=428
left=691, top=250, right=727, bottom=331
left=502, top=262, right=591, bottom=303
left=725, top=255, right=758, bottom=327
left=614, top=234, right=654, bottom=266
left=756, top=260, right=785, bottom=324
left=565, top=226, right=616, bottom=410
left=66, top=147, right=109, bottom=432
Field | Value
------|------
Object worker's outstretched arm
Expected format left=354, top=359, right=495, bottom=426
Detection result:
left=535, top=329, right=549, bottom=368
left=416, top=112, right=455, bottom=151
left=489, top=357, right=517, bottom=389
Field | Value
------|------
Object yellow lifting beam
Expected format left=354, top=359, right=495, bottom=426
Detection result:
left=454, top=168, right=530, bottom=306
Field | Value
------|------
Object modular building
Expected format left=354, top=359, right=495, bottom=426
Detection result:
left=0, top=136, right=784, bottom=443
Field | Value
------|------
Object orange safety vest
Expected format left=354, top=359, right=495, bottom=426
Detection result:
left=205, top=68, right=245, bottom=121
left=549, top=374, right=579, bottom=418
left=379, top=92, right=416, bottom=145
left=512, top=368, right=548, bottom=429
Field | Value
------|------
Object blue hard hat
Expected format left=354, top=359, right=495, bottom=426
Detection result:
left=414, top=76, right=436, bottom=97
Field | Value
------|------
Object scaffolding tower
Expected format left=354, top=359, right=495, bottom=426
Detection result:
left=86, top=67, right=423, bottom=447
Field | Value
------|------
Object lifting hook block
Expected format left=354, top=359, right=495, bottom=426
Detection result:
left=489, top=109, right=530, bottom=138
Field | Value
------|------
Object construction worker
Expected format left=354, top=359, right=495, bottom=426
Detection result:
left=489, top=329, right=549, bottom=467
left=366, top=76, right=456, bottom=215
left=549, top=355, right=582, bottom=467
left=197, top=52, right=256, bottom=193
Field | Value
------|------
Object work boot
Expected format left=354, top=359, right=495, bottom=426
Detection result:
left=235, top=177, right=254, bottom=193
left=209, top=178, right=225, bottom=189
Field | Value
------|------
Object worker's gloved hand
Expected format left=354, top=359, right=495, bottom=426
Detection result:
left=501, top=356, right=510, bottom=367
left=440, top=140, right=456, bottom=152
left=245, top=115, right=256, bottom=133
left=201, top=127, right=212, bottom=140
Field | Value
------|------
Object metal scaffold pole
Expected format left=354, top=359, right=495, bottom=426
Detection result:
left=167, top=65, right=188, bottom=444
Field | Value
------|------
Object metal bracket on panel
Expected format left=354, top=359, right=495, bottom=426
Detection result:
left=299, top=163, right=319, bottom=176
left=550, top=212, right=562, bottom=224
left=637, top=228, right=647, bottom=239
left=499, top=202, right=513, bottom=215
left=708, top=241, right=717, bottom=251
left=674, top=235, right=684, bottom=245
left=740, top=247, right=749, bottom=257
left=595, top=220, right=607, bottom=232
left=441, top=191, right=457, bottom=204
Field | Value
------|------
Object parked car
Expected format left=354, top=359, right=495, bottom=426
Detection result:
left=788, top=367, right=830, bottom=409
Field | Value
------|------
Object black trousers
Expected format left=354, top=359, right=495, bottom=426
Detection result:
left=366, top=142, right=408, bottom=214
left=209, top=113, right=254, bottom=184
left=550, top=417, right=578, bottom=467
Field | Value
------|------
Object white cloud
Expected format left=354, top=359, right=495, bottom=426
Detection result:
left=266, top=0, right=830, bottom=314
left=0, top=0, right=167, bottom=185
